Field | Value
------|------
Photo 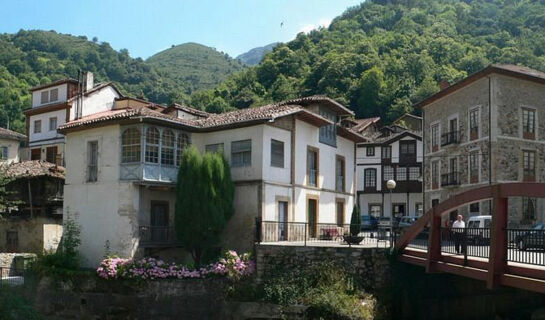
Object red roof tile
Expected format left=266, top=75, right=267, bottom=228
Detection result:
left=5, top=161, right=65, bottom=179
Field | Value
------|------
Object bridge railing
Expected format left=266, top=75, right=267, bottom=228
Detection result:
left=507, top=228, right=545, bottom=266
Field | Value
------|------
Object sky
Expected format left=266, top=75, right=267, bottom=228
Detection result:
left=0, top=0, right=363, bottom=59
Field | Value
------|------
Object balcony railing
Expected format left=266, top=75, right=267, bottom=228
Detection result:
left=139, top=226, right=180, bottom=247
left=441, top=172, right=460, bottom=187
left=441, top=130, right=460, bottom=146
left=120, top=163, right=178, bottom=183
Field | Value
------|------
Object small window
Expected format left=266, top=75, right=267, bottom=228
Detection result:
left=145, top=127, right=160, bottom=163
left=271, top=139, right=284, bottom=168
left=523, top=150, right=536, bottom=181
left=469, top=202, right=480, bottom=214
left=121, top=128, right=141, bottom=163
left=46, top=146, right=57, bottom=164
left=409, top=167, right=421, bottom=181
left=469, top=151, right=479, bottom=183
left=49, top=88, right=59, bottom=102
left=307, top=148, right=318, bottom=187
left=335, top=156, right=345, bottom=192
left=415, top=203, right=423, bottom=216
left=49, top=117, right=57, bottom=131
left=397, top=167, right=407, bottom=181
left=34, top=120, right=42, bottom=134
left=231, top=140, right=251, bottom=167
left=366, top=147, right=375, bottom=157
left=383, top=166, right=394, bottom=181
left=40, top=91, right=49, bottom=104
left=369, top=204, right=382, bottom=217
left=432, top=161, right=439, bottom=189
left=522, top=108, right=536, bottom=139
left=364, top=169, right=376, bottom=188
left=87, top=141, right=98, bottom=182
left=0, top=147, right=7, bottom=160
left=469, top=108, right=479, bottom=140
left=318, top=107, right=337, bottom=147
left=431, top=124, right=439, bottom=149
left=205, top=143, right=224, bottom=153
left=382, top=146, right=391, bottom=160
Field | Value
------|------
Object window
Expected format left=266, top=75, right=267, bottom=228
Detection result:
left=40, top=91, right=49, bottom=104
left=382, top=146, right=391, bottom=160
left=432, top=161, right=439, bottom=189
left=366, top=147, right=375, bottom=157
left=145, top=127, right=160, bottom=163
left=383, top=166, right=394, bottom=181
left=397, top=167, right=407, bottom=181
left=319, top=107, right=337, bottom=146
left=34, top=120, right=42, bottom=134
left=399, top=141, right=416, bottom=162
left=523, top=150, right=536, bottom=181
left=49, top=117, right=57, bottom=131
left=522, top=108, right=536, bottom=139
left=469, top=108, right=479, bottom=140
left=469, top=202, right=480, bottom=214
left=335, top=156, right=345, bottom=192
left=121, top=128, right=141, bottom=163
left=231, top=140, right=252, bottom=167
left=271, top=139, right=284, bottom=168
left=415, top=203, right=423, bottom=216
left=523, top=197, right=536, bottom=222
left=49, top=88, right=58, bottom=102
left=469, top=151, right=479, bottom=183
left=161, top=130, right=175, bottom=166
left=409, top=167, right=421, bottom=181
left=6, top=231, right=18, bottom=250
left=431, top=123, right=439, bottom=150
left=307, top=147, right=318, bottom=187
left=46, top=146, right=57, bottom=164
left=0, top=147, right=7, bottom=160
left=87, top=141, right=98, bottom=182
left=31, top=148, right=41, bottom=160
left=176, top=133, right=190, bottom=166
left=336, top=201, right=344, bottom=227
left=205, top=143, right=224, bottom=153
left=369, top=204, right=382, bottom=217
left=364, top=169, right=376, bottom=188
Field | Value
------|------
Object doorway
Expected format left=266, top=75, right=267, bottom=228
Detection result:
left=307, top=199, right=317, bottom=238
left=278, top=201, right=288, bottom=241
left=392, top=204, right=405, bottom=218
left=150, top=201, right=169, bottom=242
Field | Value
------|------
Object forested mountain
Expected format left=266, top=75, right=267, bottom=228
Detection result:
left=236, top=43, right=279, bottom=65
left=147, top=43, right=245, bottom=93
left=190, top=0, right=545, bottom=122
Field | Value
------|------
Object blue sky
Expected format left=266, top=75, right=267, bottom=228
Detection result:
left=0, top=0, right=363, bottom=59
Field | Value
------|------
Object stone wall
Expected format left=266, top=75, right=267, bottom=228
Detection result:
left=255, top=244, right=390, bottom=291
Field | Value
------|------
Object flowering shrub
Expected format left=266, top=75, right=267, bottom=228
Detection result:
left=97, top=251, right=254, bottom=281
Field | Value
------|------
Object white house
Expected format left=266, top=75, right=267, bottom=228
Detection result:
left=24, top=72, right=122, bottom=164
left=0, top=127, right=26, bottom=164
left=58, top=96, right=364, bottom=267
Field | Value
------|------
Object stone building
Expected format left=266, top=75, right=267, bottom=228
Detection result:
left=420, top=64, right=545, bottom=227
left=58, top=96, right=364, bottom=267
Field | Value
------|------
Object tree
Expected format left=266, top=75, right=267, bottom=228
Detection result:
left=174, top=146, right=234, bottom=265
left=349, top=205, right=361, bottom=236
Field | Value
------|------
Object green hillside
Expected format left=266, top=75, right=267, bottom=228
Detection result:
left=147, top=43, right=245, bottom=93
left=237, top=42, right=279, bottom=65
left=191, top=0, right=545, bottom=121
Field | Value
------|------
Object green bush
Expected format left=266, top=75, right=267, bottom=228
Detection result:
left=350, top=206, right=361, bottom=236
left=0, top=288, right=42, bottom=320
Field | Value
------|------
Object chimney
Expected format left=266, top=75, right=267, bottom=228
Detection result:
left=439, top=80, right=450, bottom=90
left=83, top=72, right=94, bottom=92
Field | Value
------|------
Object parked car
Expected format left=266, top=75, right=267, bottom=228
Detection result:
left=361, top=215, right=378, bottom=230
left=466, top=215, right=492, bottom=245
left=515, top=223, right=545, bottom=251
left=398, top=216, right=417, bottom=228
left=378, top=217, right=398, bottom=230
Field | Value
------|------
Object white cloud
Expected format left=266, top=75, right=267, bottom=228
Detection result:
left=299, top=18, right=332, bottom=34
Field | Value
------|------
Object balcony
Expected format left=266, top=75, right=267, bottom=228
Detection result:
left=139, top=226, right=181, bottom=247
left=120, top=163, right=178, bottom=183
left=441, top=172, right=460, bottom=187
left=441, top=131, right=460, bottom=147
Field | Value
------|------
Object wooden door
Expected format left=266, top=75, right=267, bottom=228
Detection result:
left=150, top=202, right=169, bottom=242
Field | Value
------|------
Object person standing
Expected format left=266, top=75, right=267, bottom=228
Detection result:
left=452, top=214, right=465, bottom=254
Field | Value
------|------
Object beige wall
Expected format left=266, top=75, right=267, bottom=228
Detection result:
left=0, top=217, right=62, bottom=254
left=0, top=138, right=21, bottom=164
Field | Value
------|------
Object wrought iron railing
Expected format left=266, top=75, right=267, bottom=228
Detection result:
left=441, top=172, right=460, bottom=187
left=507, top=228, right=545, bottom=266
left=441, top=130, right=460, bottom=146
left=0, top=267, right=24, bottom=287
left=139, top=226, right=180, bottom=246
left=257, top=219, right=394, bottom=248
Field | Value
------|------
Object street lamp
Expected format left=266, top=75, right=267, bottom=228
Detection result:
left=387, top=179, right=396, bottom=244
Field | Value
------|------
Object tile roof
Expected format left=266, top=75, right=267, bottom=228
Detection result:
left=281, top=95, right=355, bottom=116
left=4, top=161, right=65, bottom=179
left=29, top=79, right=78, bottom=91
left=0, top=127, right=26, bottom=141
left=352, top=117, right=380, bottom=133
left=166, top=103, right=209, bottom=118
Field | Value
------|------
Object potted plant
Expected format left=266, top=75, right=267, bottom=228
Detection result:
left=344, top=206, right=364, bottom=245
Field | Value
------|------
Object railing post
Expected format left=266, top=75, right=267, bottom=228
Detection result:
left=463, top=227, right=468, bottom=266
left=487, top=188, right=508, bottom=289
left=304, top=222, right=307, bottom=247
left=426, top=207, right=442, bottom=273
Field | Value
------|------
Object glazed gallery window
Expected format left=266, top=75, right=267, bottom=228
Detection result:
left=121, top=128, right=141, bottom=163
left=364, top=168, right=376, bottom=188
left=522, top=108, right=536, bottom=139
left=160, top=130, right=175, bottom=166
left=145, top=127, right=160, bottom=163
left=176, top=133, right=190, bottom=166
left=270, top=139, right=284, bottom=168
left=231, top=140, right=252, bottom=167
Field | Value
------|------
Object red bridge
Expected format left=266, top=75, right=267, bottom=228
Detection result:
left=396, top=183, right=545, bottom=293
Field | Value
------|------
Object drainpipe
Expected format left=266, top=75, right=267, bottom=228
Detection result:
left=488, top=76, right=493, bottom=215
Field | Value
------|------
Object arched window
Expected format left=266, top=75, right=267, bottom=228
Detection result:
left=121, top=128, right=141, bottom=163
left=145, top=127, right=160, bottom=163
left=161, top=130, right=175, bottom=166
left=176, top=133, right=190, bottom=166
